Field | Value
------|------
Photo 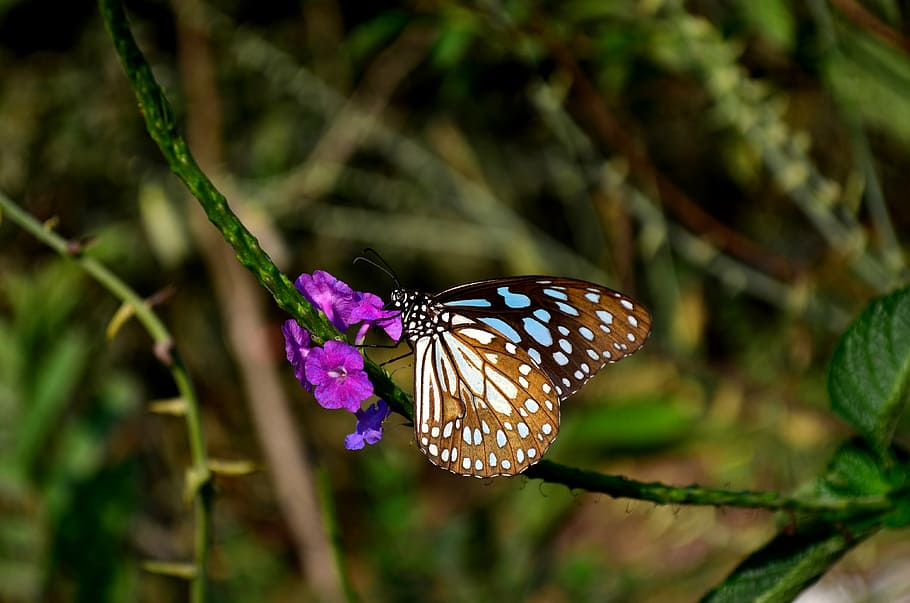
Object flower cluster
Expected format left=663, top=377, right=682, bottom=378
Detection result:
left=282, top=270, right=400, bottom=449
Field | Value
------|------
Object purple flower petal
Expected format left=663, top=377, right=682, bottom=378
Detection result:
left=344, top=432, right=366, bottom=450
left=345, top=400, right=391, bottom=450
left=304, top=340, right=373, bottom=412
left=281, top=319, right=313, bottom=391
left=349, top=291, right=403, bottom=343
left=296, top=270, right=356, bottom=331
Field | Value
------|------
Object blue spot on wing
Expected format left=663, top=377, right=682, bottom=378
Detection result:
left=496, top=286, right=531, bottom=308
left=555, top=301, right=580, bottom=316
left=522, top=317, right=553, bottom=346
left=477, top=317, right=522, bottom=343
left=543, top=288, right=569, bottom=301
left=533, top=308, right=551, bottom=322
left=444, top=298, right=492, bottom=308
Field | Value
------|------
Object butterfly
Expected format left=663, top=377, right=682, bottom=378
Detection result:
left=388, top=275, right=651, bottom=478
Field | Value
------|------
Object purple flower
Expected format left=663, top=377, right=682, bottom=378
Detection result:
left=294, top=270, right=402, bottom=344
left=345, top=400, right=392, bottom=450
left=350, top=291, right=403, bottom=343
left=304, top=340, right=373, bottom=412
left=282, top=319, right=313, bottom=391
left=296, top=270, right=356, bottom=331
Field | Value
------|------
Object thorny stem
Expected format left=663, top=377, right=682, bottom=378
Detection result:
left=0, top=192, right=212, bottom=601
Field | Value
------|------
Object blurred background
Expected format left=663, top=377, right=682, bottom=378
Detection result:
left=1, top=0, right=909, bottom=601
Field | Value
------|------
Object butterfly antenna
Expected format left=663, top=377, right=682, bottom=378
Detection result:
left=354, top=248, right=401, bottom=288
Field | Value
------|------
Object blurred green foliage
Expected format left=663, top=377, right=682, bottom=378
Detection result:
left=2, top=0, right=910, bottom=601
left=0, top=261, right=142, bottom=602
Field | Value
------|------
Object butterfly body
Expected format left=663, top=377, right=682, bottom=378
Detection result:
left=390, top=277, right=651, bottom=478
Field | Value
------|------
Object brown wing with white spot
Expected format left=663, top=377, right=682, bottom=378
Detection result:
left=436, top=277, right=652, bottom=400
left=412, top=319, right=560, bottom=478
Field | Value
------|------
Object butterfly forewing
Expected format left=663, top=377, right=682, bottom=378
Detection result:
left=391, top=275, right=650, bottom=478
left=435, top=277, right=651, bottom=399
left=412, top=318, right=560, bottom=477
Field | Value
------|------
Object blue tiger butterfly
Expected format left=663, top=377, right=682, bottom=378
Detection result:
left=386, top=273, right=651, bottom=478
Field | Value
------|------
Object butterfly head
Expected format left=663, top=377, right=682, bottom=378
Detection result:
left=389, top=288, right=439, bottom=342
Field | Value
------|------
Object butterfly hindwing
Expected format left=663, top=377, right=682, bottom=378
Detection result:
left=412, top=317, right=560, bottom=477
left=435, top=277, right=652, bottom=399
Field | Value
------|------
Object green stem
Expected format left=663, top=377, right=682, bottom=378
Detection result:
left=524, top=460, right=892, bottom=518
left=97, top=0, right=325, bottom=340
left=95, top=0, right=413, bottom=420
left=0, top=192, right=211, bottom=601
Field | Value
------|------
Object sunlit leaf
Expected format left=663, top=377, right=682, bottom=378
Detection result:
left=142, top=560, right=197, bottom=579
left=148, top=397, right=187, bottom=416
left=208, top=459, right=260, bottom=477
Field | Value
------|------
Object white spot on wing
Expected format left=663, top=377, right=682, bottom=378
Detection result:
left=597, top=310, right=614, bottom=324
left=460, top=328, right=496, bottom=344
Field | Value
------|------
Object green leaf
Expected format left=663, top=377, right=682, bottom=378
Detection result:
left=16, top=330, right=89, bottom=470
left=814, top=440, right=891, bottom=499
left=828, top=286, right=910, bottom=456
left=703, top=442, right=882, bottom=602
left=703, top=440, right=906, bottom=602
left=825, top=25, right=910, bottom=148
left=815, top=440, right=910, bottom=529
left=699, top=520, right=879, bottom=603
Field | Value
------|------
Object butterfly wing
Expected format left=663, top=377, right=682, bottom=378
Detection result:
left=434, top=276, right=652, bottom=399
left=413, top=317, right=560, bottom=477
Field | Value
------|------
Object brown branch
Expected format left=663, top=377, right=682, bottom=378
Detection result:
left=543, top=36, right=797, bottom=282
left=830, top=0, right=910, bottom=54
left=172, top=2, right=345, bottom=601
left=284, top=23, right=438, bottom=202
